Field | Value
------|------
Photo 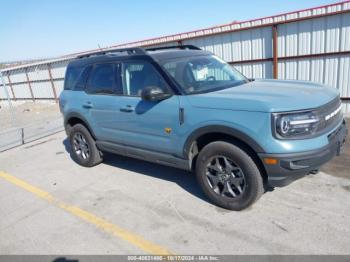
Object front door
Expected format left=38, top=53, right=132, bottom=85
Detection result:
left=111, top=60, right=180, bottom=154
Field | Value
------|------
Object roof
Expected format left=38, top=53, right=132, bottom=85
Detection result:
left=149, top=49, right=211, bottom=61
left=68, top=49, right=210, bottom=68
left=2, top=0, right=350, bottom=73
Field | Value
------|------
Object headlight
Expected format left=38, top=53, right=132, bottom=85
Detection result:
left=273, top=111, right=320, bottom=139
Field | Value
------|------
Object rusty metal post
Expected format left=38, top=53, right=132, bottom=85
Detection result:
left=272, top=24, right=278, bottom=79
left=0, top=71, right=17, bottom=127
left=47, top=64, right=58, bottom=102
left=25, top=68, right=35, bottom=102
left=6, top=73, right=16, bottom=101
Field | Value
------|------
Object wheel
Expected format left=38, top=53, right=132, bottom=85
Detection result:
left=195, top=141, right=264, bottom=211
left=69, top=124, right=103, bottom=167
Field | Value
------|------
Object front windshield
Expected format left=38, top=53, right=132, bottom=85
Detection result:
left=161, top=55, right=248, bottom=94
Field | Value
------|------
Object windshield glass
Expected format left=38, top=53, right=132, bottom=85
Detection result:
left=161, top=55, right=248, bottom=94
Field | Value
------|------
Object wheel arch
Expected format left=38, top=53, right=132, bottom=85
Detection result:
left=183, top=125, right=267, bottom=183
left=184, top=125, right=265, bottom=157
left=64, top=112, right=96, bottom=139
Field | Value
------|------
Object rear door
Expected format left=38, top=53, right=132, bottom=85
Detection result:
left=82, top=62, right=125, bottom=142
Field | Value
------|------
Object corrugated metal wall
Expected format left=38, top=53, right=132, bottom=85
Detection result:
left=275, top=12, right=350, bottom=112
left=1, top=1, right=349, bottom=112
left=181, top=27, right=274, bottom=79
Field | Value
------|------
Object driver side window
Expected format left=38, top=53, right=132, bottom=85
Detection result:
left=122, top=61, right=168, bottom=96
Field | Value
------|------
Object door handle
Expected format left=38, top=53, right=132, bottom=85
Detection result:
left=120, top=105, right=134, bottom=112
left=82, top=102, right=93, bottom=109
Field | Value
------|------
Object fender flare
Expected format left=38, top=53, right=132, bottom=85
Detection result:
left=183, top=125, right=265, bottom=158
left=64, top=112, right=96, bottom=138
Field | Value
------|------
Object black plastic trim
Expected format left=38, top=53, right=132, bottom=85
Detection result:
left=77, top=47, right=146, bottom=59
left=96, top=141, right=190, bottom=170
left=64, top=112, right=97, bottom=138
left=179, top=108, right=185, bottom=125
left=146, top=45, right=201, bottom=52
left=183, top=125, right=266, bottom=158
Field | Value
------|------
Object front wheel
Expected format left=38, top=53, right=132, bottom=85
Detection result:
left=195, top=141, right=264, bottom=211
left=69, top=124, right=103, bottom=167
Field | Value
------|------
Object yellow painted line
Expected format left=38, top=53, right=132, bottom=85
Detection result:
left=0, top=171, right=173, bottom=255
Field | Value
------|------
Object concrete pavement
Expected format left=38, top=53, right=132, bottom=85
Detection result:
left=0, top=131, right=349, bottom=255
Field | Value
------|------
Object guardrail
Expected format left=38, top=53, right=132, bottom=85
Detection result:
left=0, top=117, right=64, bottom=152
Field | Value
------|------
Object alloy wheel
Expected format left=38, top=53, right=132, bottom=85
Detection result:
left=206, top=156, right=246, bottom=198
left=73, top=132, right=90, bottom=160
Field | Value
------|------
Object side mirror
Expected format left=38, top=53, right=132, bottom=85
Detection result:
left=141, top=86, right=171, bottom=102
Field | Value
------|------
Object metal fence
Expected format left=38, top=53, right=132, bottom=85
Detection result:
left=0, top=72, right=63, bottom=151
left=0, top=59, right=71, bottom=101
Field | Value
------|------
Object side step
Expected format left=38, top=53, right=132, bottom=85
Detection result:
left=96, top=141, right=190, bottom=171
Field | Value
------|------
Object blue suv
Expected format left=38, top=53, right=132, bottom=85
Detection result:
left=60, top=45, right=347, bottom=210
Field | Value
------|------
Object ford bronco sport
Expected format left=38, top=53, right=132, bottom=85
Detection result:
left=60, top=45, right=347, bottom=210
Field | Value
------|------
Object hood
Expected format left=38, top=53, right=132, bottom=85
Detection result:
left=187, top=79, right=340, bottom=112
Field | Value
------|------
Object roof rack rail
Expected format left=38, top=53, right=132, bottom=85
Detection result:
left=145, top=45, right=201, bottom=52
left=77, top=47, right=146, bottom=59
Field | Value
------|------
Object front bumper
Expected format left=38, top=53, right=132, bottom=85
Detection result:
left=259, top=120, right=347, bottom=187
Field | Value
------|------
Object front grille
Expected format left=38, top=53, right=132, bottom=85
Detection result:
left=315, top=97, right=343, bottom=134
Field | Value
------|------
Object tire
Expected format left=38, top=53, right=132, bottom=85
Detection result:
left=69, top=124, right=103, bottom=167
left=195, top=141, right=264, bottom=211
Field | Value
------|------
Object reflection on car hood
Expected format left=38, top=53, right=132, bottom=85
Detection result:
left=186, top=79, right=340, bottom=112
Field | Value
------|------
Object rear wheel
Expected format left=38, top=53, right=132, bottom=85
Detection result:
left=195, top=141, right=264, bottom=211
left=69, top=124, right=103, bottom=167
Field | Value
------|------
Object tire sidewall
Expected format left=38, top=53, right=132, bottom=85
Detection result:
left=69, top=124, right=99, bottom=167
left=196, top=141, right=263, bottom=210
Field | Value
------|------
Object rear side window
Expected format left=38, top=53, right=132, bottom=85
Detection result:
left=74, top=66, right=92, bottom=91
left=64, top=66, right=84, bottom=90
left=86, top=63, right=122, bottom=95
